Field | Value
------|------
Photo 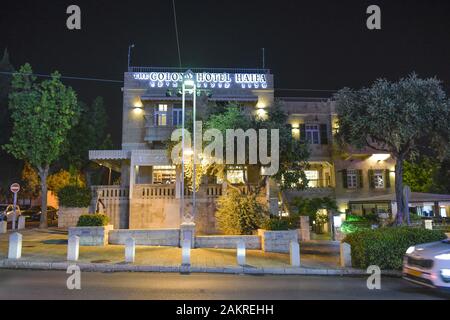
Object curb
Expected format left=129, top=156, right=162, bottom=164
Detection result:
left=0, top=259, right=402, bottom=277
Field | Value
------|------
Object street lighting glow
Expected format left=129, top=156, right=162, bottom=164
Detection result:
left=371, top=154, right=390, bottom=162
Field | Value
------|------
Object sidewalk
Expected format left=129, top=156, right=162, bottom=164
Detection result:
left=0, top=228, right=401, bottom=276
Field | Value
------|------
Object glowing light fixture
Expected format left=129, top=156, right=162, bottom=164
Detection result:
left=371, top=154, right=390, bottom=162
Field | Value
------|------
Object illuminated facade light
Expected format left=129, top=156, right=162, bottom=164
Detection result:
left=370, top=154, right=391, bottom=162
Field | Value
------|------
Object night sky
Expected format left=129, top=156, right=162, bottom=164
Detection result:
left=2, top=0, right=450, bottom=146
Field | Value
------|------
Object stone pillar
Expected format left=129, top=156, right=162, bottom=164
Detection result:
left=290, top=241, right=300, bottom=267
left=67, top=235, right=80, bottom=261
left=181, top=239, right=191, bottom=265
left=237, top=240, right=246, bottom=266
left=299, top=216, right=310, bottom=241
left=18, top=216, right=26, bottom=230
left=180, top=222, right=195, bottom=248
left=0, top=221, right=7, bottom=234
left=340, top=242, right=352, bottom=268
left=8, top=232, right=22, bottom=259
left=125, top=238, right=136, bottom=263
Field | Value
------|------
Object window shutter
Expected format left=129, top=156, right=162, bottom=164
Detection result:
left=385, top=169, right=391, bottom=188
left=342, top=169, right=348, bottom=189
left=358, top=170, right=363, bottom=188
left=320, top=124, right=328, bottom=145
left=300, top=124, right=306, bottom=143
left=368, top=170, right=375, bottom=189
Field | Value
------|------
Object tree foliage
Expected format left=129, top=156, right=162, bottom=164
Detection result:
left=4, top=63, right=79, bottom=227
left=215, top=189, right=269, bottom=235
left=334, top=74, right=450, bottom=224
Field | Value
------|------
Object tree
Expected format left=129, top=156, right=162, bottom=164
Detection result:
left=215, top=189, right=268, bottom=235
left=4, top=64, right=79, bottom=228
left=291, top=196, right=337, bottom=233
left=403, top=157, right=437, bottom=193
left=334, top=74, right=450, bottom=225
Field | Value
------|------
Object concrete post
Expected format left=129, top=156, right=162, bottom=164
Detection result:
left=180, top=222, right=195, bottom=248
left=182, top=239, right=191, bottom=266
left=18, top=216, right=26, bottom=230
left=0, top=221, right=7, bottom=234
left=340, top=242, right=352, bottom=268
left=299, top=216, right=310, bottom=241
left=290, top=241, right=300, bottom=267
left=424, top=220, right=433, bottom=230
left=125, top=237, right=136, bottom=263
left=8, top=232, right=22, bottom=259
left=237, top=240, right=246, bottom=266
left=67, top=235, right=80, bottom=261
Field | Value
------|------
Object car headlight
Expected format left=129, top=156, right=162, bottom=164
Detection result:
left=406, top=246, right=415, bottom=254
left=435, top=253, right=450, bottom=260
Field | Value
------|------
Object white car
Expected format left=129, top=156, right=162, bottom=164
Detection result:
left=0, top=204, right=21, bottom=222
left=403, top=239, right=450, bottom=292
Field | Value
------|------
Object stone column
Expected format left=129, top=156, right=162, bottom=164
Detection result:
left=8, top=232, right=22, bottom=259
left=67, top=235, right=80, bottom=261
left=181, top=239, right=191, bottom=265
left=299, top=216, right=310, bottom=241
left=237, top=240, right=246, bottom=266
left=290, top=241, right=300, bottom=267
left=340, top=242, right=352, bottom=268
left=0, top=221, right=7, bottom=234
left=180, top=222, right=195, bottom=248
left=125, top=238, right=136, bottom=263
left=18, top=216, right=26, bottom=230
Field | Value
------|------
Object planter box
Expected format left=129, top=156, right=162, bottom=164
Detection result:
left=58, top=207, right=89, bottom=228
left=258, top=229, right=299, bottom=253
left=69, top=225, right=114, bottom=246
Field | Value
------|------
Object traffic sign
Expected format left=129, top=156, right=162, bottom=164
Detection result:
left=10, top=183, right=20, bottom=193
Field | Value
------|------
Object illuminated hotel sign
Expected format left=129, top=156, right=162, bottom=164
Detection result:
left=132, top=72, right=269, bottom=89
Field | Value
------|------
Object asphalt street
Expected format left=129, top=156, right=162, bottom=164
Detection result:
left=0, top=269, right=448, bottom=300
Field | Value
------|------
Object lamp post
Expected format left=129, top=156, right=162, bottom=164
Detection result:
left=128, top=44, right=135, bottom=71
left=181, top=71, right=197, bottom=223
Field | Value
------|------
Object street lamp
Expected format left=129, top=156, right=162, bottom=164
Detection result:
left=128, top=44, right=135, bottom=71
left=181, top=71, right=197, bottom=224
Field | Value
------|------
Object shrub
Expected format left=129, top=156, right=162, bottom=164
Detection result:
left=77, top=214, right=110, bottom=227
left=344, top=227, right=447, bottom=270
left=215, top=190, right=269, bottom=235
left=264, top=215, right=299, bottom=231
left=57, top=185, right=92, bottom=208
left=341, top=220, right=373, bottom=234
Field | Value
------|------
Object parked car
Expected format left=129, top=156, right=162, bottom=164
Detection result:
left=0, top=204, right=22, bottom=222
left=403, top=239, right=450, bottom=293
left=21, top=206, right=58, bottom=222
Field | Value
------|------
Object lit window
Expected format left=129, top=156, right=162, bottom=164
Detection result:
left=305, top=170, right=319, bottom=187
left=153, top=165, right=176, bottom=184
left=173, top=107, right=183, bottom=126
left=373, top=170, right=384, bottom=189
left=347, top=169, right=358, bottom=189
left=154, top=104, right=168, bottom=126
left=305, top=124, right=320, bottom=144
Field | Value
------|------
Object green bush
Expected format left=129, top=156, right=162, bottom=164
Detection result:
left=215, top=190, right=268, bottom=235
left=77, top=214, right=110, bottom=227
left=264, top=216, right=298, bottom=231
left=341, top=220, right=373, bottom=234
left=344, top=227, right=447, bottom=270
left=57, top=185, right=92, bottom=207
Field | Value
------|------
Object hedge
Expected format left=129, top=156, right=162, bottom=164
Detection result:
left=77, top=214, right=110, bottom=227
left=344, top=227, right=447, bottom=270
left=57, top=185, right=92, bottom=208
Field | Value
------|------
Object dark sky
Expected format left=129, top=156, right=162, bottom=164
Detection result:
left=2, top=0, right=450, bottom=145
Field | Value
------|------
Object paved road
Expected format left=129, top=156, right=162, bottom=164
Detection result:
left=0, top=269, right=448, bottom=300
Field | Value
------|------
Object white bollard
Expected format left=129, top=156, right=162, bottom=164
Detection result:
left=18, top=216, right=26, bottom=230
left=290, top=241, right=300, bottom=267
left=125, top=237, right=136, bottom=263
left=67, top=235, right=80, bottom=261
left=8, top=232, right=22, bottom=259
left=424, top=220, right=433, bottom=230
left=0, top=221, right=7, bottom=234
left=237, top=240, right=246, bottom=266
left=340, top=242, right=352, bottom=268
left=182, top=239, right=191, bottom=265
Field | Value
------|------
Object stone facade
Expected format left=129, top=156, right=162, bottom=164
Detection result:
left=58, top=207, right=88, bottom=228
left=108, top=229, right=180, bottom=246
left=195, top=235, right=261, bottom=250
left=258, top=229, right=299, bottom=253
left=68, top=225, right=114, bottom=246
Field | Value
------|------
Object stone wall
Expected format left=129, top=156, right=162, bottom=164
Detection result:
left=258, top=229, right=299, bottom=253
left=58, top=207, right=89, bottom=228
left=195, top=235, right=261, bottom=249
left=109, top=229, right=180, bottom=246
left=68, top=225, right=113, bottom=246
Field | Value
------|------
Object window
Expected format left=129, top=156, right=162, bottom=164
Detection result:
left=305, top=170, right=319, bottom=187
left=154, top=104, right=168, bottom=126
left=373, top=170, right=384, bottom=189
left=153, top=165, right=176, bottom=184
left=173, top=106, right=182, bottom=126
left=305, top=124, right=320, bottom=144
left=347, top=169, right=358, bottom=189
